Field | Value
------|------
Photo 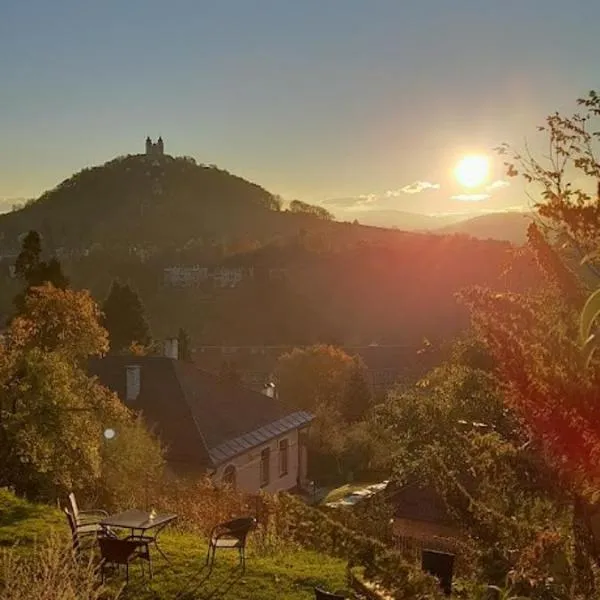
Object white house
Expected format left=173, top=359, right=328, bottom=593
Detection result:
left=89, top=342, right=312, bottom=494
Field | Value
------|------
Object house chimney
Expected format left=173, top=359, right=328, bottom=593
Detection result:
left=262, top=382, right=276, bottom=399
left=125, top=365, right=141, bottom=402
left=163, top=337, right=179, bottom=360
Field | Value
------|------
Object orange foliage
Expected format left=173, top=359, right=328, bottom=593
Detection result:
left=461, top=228, right=600, bottom=498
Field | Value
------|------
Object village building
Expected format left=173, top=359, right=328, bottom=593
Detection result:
left=89, top=340, right=313, bottom=494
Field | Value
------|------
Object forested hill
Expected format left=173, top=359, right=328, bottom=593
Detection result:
left=0, top=153, right=422, bottom=254
left=0, top=154, right=281, bottom=251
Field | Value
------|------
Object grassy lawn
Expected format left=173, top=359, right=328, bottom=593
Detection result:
left=0, top=489, right=351, bottom=599
left=111, top=533, right=350, bottom=599
left=0, top=488, right=64, bottom=546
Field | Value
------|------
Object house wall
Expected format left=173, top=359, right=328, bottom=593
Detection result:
left=213, top=428, right=300, bottom=494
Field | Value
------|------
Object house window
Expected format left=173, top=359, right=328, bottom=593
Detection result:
left=260, top=447, right=270, bottom=487
left=278, top=439, right=289, bottom=477
left=222, top=464, right=236, bottom=490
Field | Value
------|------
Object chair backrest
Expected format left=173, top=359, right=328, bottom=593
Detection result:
left=98, top=537, right=139, bottom=565
left=223, top=517, right=256, bottom=541
left=314, top=588, right=345, bottom=600
left=63, top=507, right=80, bottom=551
left=67, top=493, right=80, bottom=521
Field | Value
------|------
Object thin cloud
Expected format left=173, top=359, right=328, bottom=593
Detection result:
left=486, top=180, right=510, bottom=192
left=451, top=194, right=490, bottom=202
left=358, top=193, right=378, bottom=203
left=322, top=195, right=377, bottom=208
left=396, top=181, right=441, bottom=195
left=0, top=197, right=27, bottom=214
left=325, top=182, right=440, bottom=206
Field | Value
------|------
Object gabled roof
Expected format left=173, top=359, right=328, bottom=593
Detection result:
left=207, top=412, right=312, bottom=464
left=386, top=481, right=455, bottom=526
left=88, top=356, right=313, bottom=469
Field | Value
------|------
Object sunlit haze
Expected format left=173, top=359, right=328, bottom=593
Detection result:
left=1, top=0, right=599, bottom=218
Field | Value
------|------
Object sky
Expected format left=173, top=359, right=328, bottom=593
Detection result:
left=1, top=0, right=599, bottom=217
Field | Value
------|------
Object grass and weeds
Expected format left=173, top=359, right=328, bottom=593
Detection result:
left=0, top=488, right=64, bottom=547
left=109, top=533, right=350, bottom=599
left=0, top=489, right=351, bottom=599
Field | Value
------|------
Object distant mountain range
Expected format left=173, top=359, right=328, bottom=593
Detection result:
left=436, top=211, right=534, bottom=244
left=346, top=210, right=463, bottom=231
left=350, top=209, right=532, bottom=244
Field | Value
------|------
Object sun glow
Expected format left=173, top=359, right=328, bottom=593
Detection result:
left=454, top=155, right=490, bottom=188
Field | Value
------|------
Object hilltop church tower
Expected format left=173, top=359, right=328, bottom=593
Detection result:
left=145, top=136, right=164, bottom=157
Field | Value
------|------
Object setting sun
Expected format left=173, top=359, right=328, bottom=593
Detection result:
left=454, top=155, right=490, bottom=188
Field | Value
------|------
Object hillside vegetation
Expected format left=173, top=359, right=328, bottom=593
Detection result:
left=0, top=154, right=414, bottom=253
left=0, top=153, right=541, bottom=346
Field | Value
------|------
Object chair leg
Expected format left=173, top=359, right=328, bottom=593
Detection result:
left=126, top=562, right=129, bottom=584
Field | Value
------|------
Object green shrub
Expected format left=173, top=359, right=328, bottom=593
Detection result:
left=262, top=493, right=444, bottom=599
left=151, top=476, right=256, bottom=535
left=95, top=414, right=165, bottom=512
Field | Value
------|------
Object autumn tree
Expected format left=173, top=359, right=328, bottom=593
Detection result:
left=456, top=91, right=600, bottom=594
left=275, top=344, right=354, bottom=413
left=0, top=284, right=163, bottom=501
left=472, top=91, right=600, bottom=498
left=276, top=345, right=383, bottom=481
left=378, top=338, right=574, bottom=592
left=8, top=284, right=108, bottom=360
left=102, top=280, right=151, bottom=354
left=288, top=199, right=333, bottom=221
left=497, top=89, right=600, bottom=272
left=342, top=356, right=372, bottom=423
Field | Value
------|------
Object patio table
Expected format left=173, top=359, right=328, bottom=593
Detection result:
left=100, top=509, right=177, bottom=563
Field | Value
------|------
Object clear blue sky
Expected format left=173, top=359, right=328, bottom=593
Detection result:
left=1, top=0, right=598, bottom=216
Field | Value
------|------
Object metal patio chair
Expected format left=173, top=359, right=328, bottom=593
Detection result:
left=67, top=492, right=108, bottom=527
left=97, top=534, right=152, bottom=583
left=206, top=516, right=256, bottom=571
left=63, top=508, right=99, bottom=554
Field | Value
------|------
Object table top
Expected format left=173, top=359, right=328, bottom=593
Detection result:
left=100, top=508, right=177, bottom=531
